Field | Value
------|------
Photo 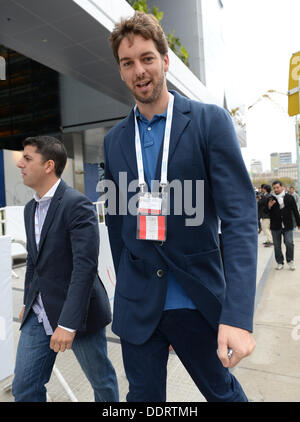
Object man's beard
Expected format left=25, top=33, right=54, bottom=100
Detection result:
left=133, top=68, right=165, bottom=104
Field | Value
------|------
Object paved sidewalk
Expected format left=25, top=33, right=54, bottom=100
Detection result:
left=234, top=232, right=300, bottom=402
left=1, top=231, right=299, bottom=402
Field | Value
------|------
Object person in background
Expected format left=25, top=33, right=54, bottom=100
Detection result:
left=290, top=186, right=300, bottom=210
left=13, top=136, right=118, bottom=402
left=258, top=184, right=273, bottom=247
left=256, top=190, right=263, bottom=234
left=267, top=180, right=300, bottom=271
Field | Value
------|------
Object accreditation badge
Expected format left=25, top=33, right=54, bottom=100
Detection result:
left=137, top=192, right=167, bottom=241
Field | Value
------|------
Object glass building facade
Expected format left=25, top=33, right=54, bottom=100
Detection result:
left=0, top=46, right=61, bottom=151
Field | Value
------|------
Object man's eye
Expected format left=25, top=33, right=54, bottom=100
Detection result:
left=144, top=57, right=153, bottom=62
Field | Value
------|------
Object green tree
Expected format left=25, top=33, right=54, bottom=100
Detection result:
left=131, top=0, right=149, bottom=13
left=127, top=0, right=190, bottom=67
left=252, top=177, right=295, bottom=189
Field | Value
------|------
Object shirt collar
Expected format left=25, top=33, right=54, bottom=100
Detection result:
left=34, top=179, right=61, bottom=203
left=135, top=107, right=167, bottom=123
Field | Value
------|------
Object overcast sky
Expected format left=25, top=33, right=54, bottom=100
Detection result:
left=222, top=0, right=300, bottom=171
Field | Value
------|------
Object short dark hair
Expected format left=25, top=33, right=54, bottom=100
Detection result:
left=272, top=180, right=282, bottom=187
left=263, top=184, right=271, bottom=193
left=23, top=136, right=67, bottom=178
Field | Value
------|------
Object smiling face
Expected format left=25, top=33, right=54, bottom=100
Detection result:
left=118, top=34, right=169, bottom=106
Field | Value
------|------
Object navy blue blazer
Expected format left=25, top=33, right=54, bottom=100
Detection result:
left=104, top=90, right=257, bottom=345
left=21, top=180, right=111, bottom=334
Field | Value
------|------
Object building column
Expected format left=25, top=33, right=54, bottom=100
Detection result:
left=72, top=132, right=85, bottom=194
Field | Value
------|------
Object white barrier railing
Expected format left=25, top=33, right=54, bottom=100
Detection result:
left=0, top=206, right=27, bottom=260
left=0, top=207, right=27, bottom=279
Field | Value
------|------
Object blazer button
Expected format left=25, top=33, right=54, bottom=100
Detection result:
left=157, top=269, right=164, bottom=278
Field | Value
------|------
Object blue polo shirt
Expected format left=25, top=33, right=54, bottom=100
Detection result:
left=136, top=108, right=196, bottom=310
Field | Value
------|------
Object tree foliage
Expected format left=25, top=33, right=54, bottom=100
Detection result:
left=127, top=0, right=190, bottom=67
left=252, top=177, right=295, bottom=189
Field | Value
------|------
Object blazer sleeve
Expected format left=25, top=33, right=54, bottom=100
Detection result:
left=57, top=195, right=100, bottom=331
left=206, top=106, right=257, bottom=332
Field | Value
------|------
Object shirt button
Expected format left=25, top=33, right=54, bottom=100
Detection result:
left=148, top=127, right=151, bottom=131
left=157, top=269, right=164, bottom=278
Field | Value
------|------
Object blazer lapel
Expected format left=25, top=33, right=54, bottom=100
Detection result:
left=155, top=92, right=191, bottom=182
left=36, top=180, right=66, bottom=257
left=27, top=199, right=38, bottom=262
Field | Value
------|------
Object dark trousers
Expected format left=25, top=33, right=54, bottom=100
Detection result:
left=271, top=229, right=294, bottom=264
left=121, top=309, right=247, bottom=402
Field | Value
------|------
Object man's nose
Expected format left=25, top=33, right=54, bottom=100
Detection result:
left=134, top=61, right=146, bottom=78
left=17, top=158, right=24, bottom=168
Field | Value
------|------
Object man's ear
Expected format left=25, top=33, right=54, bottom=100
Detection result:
left=163, top=53, right=170, bottom=73
left=45, top=160, right=55, bottom=174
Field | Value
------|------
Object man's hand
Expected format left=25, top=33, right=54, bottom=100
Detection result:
left=268, top=199, right=276, bottom=209
left=19, top=306, right=25, bottom=322
left=217, top=324, right=256, bottom=369
left=50, top=327, right=76, bottom=353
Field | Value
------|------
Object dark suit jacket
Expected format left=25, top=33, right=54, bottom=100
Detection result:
left=104, top=90, right=258, bottom=345
left=21, top=180, right=111, bottom=334
left=258, top=193, right=272, bottom=219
